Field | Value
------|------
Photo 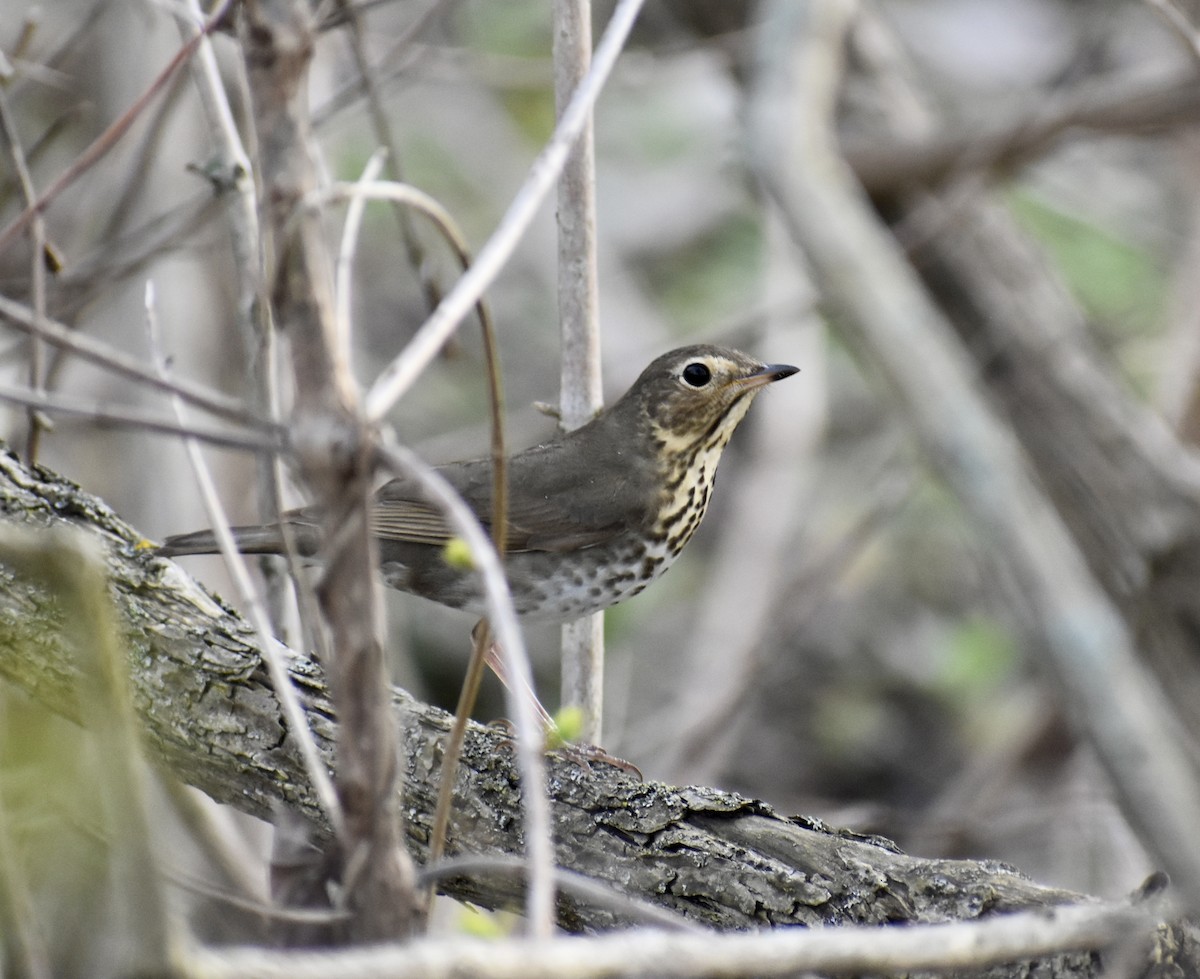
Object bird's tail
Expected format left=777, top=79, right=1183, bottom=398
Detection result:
left=158, top=521, right=318, bottom=558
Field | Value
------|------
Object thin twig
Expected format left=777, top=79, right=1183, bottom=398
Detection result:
left=0, top=0, right=234, bottom=255
left=363, top=0, right=647, bottom=423
left=0, top=382, right=280, bottom=453
left=0, top=85, right=50, bottom=462
left=314, top=176, right=512, bottom=899
left=144, top=282, right=347, bottom=844
left=334, top=151, right=389, bottom=363
left=333, top=0, right=447, bottom=316
left=160, top=780, right=267, bottom=909
left=426, top=619, right=492, bottom=889
left=175, top=0, right=290, bottom=643
left=0, top=291, right=269, bottom=428
left=417, top=854, right=701, bottom=932
left=374, top=436, right=550, bottom=937
left=311, top=0, right=455, bottom=129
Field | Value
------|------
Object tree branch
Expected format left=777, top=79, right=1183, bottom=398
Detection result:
left=0, top=441, right=1128, bottom=945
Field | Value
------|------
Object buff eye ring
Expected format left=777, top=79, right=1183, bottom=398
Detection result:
left=681, top=362, right=712, bottom=387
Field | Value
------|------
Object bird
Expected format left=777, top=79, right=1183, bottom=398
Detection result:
left=159, top=345, right=798, bottom=619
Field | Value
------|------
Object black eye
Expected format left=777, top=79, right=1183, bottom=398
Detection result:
left=681, top=362, right=712, bottom=387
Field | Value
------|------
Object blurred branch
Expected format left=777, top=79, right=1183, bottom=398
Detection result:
left=844, top=73, right=1200, bottom=200
left=0, top=726, right=52, bottom=979
left=0, top=0, right=230, bottom=255
left=0, top=84, right=50, bottom=462
left=1146, top=0, right=1200, bottom=64
left=187, top=901, right=1157, bottom=979
left=0, top=525, right=178, bottom=973
left=50, top=192, right=220, bottom=319
left=332, top=0, right=448, bottom=317
left=851, top=0, right=1200, bottom=802
left=842, top=3, right=1200, bottom=885
left=555, top=0, right=606, bottom=744
left=746, top=0, right=1200, bottom=912
left=313, top=0, right=453, bottom=126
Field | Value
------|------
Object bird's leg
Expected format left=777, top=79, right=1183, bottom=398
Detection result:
left=481, top=638, right=556, bottom=730
left=483, top=637, right=642, bottom=778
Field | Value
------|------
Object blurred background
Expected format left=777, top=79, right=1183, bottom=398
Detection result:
left=4, top=0, right=1200, bottom=952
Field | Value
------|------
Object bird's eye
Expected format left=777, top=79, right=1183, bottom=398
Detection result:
left=681, top=362, right=712, bottom=387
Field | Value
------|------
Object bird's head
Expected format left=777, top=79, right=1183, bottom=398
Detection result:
left=620, top=345, right=799, bottom=454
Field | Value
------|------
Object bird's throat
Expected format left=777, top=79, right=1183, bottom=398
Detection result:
left=649, top=395, right=755, bottom=559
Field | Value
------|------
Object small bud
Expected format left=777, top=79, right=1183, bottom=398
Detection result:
left=547, top=705, right=586, bottom=748
left=442, top=537, right=475, bottom=569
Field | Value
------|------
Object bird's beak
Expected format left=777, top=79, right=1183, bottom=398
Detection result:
left=733, top=362, right=800, bottom=392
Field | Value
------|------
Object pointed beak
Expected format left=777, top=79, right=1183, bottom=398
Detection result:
left=733, top=362, right=800, bottom=392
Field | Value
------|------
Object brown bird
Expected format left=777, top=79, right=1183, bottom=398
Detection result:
left=159, top=345, right=798, bottom=618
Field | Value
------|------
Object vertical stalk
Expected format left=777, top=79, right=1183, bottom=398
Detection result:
left=554, top=0, right=606, bottom=745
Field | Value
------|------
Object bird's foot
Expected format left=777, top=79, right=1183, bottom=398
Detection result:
left=551, top=741, right=643, bottom=779
left=486, top=720, right=642, bottom=779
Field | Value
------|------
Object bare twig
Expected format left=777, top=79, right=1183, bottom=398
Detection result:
left=0, top=292, right=269, bottom=428
left=844, top=72, right=1200, bottom=198
left=332, top=0, right=447, bottom=316
left=145, top=281, right=346, bottom=844
left=175, top=0, right=291, bottom=643
left=184, top=900, right=1154, bottom=979
left=240, top=0, right=414, bottom=939
left=426, top=619, right=493, bottom=891
left=0, top=85, right=50, bottom=462
left=0, top=381, right=279, bottom=452
left=333, top=151, right=389, bottom=361
left=312, top=176, right=514, bottom=902
left=373, top=435, right=549, bottom=937
left=364, top=0, right=647, bottom=423
left=160, top=780, right=269, bottom=910
left=0, top=0, right=233, bottom=255
left=417, top=855, right=701, bottom=932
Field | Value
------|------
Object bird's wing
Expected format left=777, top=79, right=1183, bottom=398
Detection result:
left=370, top=439, right=656, bottom=554
left=368, top=498, right=456, bottom=546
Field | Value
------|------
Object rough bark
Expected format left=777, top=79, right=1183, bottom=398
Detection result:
left=0, top=444, right=1196, bottom=979
left=0, top=444, right=1136, bottom=950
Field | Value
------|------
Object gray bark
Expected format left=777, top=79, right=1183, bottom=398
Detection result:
left=0, top=442, right=1191, bottom=977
